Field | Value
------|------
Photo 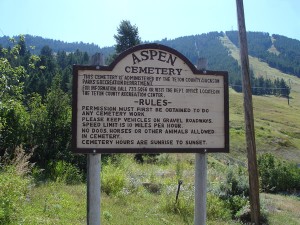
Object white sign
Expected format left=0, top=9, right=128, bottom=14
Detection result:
left=72, top=44, right=229, bottom=153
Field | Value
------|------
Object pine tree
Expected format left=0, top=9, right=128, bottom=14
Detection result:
left=114, top=20, right=141, bottom=54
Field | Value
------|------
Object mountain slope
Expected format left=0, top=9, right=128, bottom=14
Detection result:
left=220, top=34, right=300, bottom=162
left=221, top=34, right=300, bottom=105
left=226, top=31, right=300, bottom=77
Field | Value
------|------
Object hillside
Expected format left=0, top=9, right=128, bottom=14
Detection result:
left=220, top=34, right=300, bottom=162
left=226, top=31, right=300, bottom=77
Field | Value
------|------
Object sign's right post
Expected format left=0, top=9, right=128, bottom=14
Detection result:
left=194, top=152, right=207, bottom=224
left=194, top=58, right=208, bottom=225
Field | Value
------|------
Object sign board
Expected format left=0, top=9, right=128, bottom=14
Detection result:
left=72, top=44, right=229, bottom=153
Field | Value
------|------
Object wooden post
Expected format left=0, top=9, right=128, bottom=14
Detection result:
left=197, top=57, right=208, bottom=70
left=90, top=53, right=104, bottom=66
left=194, top=58, right=208, bottom=225
left=236, top=0, right=260, bottom=224
left=87, top=52, right=104, bottom=225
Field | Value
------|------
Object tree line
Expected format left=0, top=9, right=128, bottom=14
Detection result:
left=232, top=76, right=290, bottom=97
left=0, top=34, right=101, bottom=55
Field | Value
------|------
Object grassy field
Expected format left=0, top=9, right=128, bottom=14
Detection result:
left=229, top=89, right=300, bottom=162
left=261, top=193, right=300, bottom=225
left=17, top=153, right=299, bottom=225
left=18, top=155, right=229, bottom=225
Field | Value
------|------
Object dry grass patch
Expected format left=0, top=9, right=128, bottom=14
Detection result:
left=261, top=193, right=300, bottom=225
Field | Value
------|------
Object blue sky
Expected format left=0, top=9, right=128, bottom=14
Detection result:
left=1, top=0, right=299, bottom=47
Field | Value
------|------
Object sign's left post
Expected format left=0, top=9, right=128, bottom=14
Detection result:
left=87, top=152, right=101, bottom=225
left=73, top=54, right=104, bottom=225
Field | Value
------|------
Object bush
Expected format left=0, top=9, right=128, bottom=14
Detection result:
left=0, top=166, right=31, bottom=224
left=258, top=153, right=300, bottom=193
left=235, top=204, right=268, bottom=224
left=156, top=153, right=171, bottom=166
left=50, top=161, right=83, bottom=185
left=219, top=165, right=249, bottom=198
left=212, top=165, right=250, bottom=218
left=161, top=183, right=194, bottom=223
left=101, top=160, right=125, bottom=195
left=207, top=193, right=231, bottom=221
left=226, top=195, right=249, bottom=218
left=162, top=185, right=232, bottom=223
left=0, top=146, right=34, bottom=224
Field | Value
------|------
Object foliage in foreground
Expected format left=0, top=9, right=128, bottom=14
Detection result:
left=48, top=160, right=83, bottom=185
left=258, top=153, right=300, bottom=193
left=0, top=167, right=31, bottom=224
left=0, top=35, right=87, bottom=176
left=1, top=152, right=299, bottom=224
left=0, top=147, right=33, bottom=224
left=101, top=159, right=126, bottom=195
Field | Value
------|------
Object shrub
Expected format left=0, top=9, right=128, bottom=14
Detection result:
left=219, top=165, right=249, bottom=198
left=156, top=153, right=171, bottom=166
left=101, top=160, right=125, bottom=195
left=161, top=183, right=194, bottom=223
left=162, top=183, right=231, bottom=223
left=103, top=210, right=112, bottom=222
left=50, top=160, right=83, bottom=185
left=1, top=145, right=35, bottom=176
left=207, top=193, right=231, bottom=221
left=212, top=165, right=250, bottom=218
left=235, top=204, right=268, bottom=224
left=226, top=195, right=249, bottom=218
left=0, top=167, right=31, bottom=224
left=0, top=146, right=33, bottom=224
left=258, top=153, right=300, bottom=192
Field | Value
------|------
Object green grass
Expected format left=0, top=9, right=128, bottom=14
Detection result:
left=17, top=154, right=299, bottom=225
left=101, top=191, right=186, bottom=225
left=229, top=90, right=300, bottom=162
left=20, top=183, right=86, bottom=224
left=18, top=155, right=240, bottom=225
